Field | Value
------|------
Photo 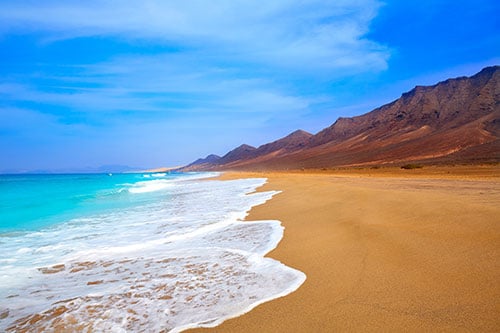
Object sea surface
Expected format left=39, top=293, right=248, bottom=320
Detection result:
left=0, top=172, right=305, bottom=332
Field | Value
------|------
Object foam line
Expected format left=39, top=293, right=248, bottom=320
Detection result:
left=0, top=174, right=305, bottom=332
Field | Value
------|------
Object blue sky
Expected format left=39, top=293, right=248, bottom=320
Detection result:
left=0, top=0, right=498, bottom=171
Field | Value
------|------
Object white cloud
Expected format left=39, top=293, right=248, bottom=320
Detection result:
left=0, top=0, right=389, bottom=73
left=0, top=52, right=316, bottom=118
left=0, top=0, right=390, bottom=167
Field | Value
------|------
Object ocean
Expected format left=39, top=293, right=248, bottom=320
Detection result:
left=0, top=172, right=305, bottom=332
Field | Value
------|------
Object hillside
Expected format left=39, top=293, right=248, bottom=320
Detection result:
left=183, top=66, right=499, bottom=171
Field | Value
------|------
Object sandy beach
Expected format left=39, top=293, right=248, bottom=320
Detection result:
left=191, top=166, right=500, bottom=332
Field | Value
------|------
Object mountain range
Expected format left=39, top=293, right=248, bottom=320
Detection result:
left=183, top=66, right=499, bottom=171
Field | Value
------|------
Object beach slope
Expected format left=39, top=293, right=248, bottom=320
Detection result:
left=191, top=167, right=500, bottom=332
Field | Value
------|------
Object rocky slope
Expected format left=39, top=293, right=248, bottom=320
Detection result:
left=183, top=66, right=499, bottom=170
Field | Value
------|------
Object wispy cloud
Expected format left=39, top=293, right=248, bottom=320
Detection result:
left=0, top=0, right=390, bottom=168
left=0, top=56, right=314, bottom=118
left=0, top=0, right=389, bottom=73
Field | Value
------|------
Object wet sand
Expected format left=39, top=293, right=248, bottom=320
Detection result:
left=191, top=166, right=500, bottom=332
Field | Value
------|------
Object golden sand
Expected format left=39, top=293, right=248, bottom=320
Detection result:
left=191, top=166, right=500, bottom=332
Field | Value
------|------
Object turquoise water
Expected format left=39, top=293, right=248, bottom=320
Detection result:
left=0, top=173, right=176, bottom=232
left=0, top=172, right=305, bottom=332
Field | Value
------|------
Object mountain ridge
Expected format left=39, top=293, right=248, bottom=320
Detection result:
left=182, top=66, right=499, bottom=171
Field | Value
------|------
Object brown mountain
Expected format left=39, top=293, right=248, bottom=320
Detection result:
left=215, top=130, right=313, bottom=169
left=218, top=144, right=257, bottom=164
left=184, top=66, right=499, bottom=171
left=184, top=154, right=221, bottom=170
left=255, top=130, right=313, bottom=155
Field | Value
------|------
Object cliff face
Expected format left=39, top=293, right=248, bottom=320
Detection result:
left=184, top=66, right=500, bottom=170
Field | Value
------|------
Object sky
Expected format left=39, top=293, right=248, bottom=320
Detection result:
left=0, top=0, right=498, bottom=172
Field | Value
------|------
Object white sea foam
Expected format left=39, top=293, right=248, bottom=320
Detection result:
left=151, top=173, right=167, bottom=177
left=128, top=179, right=174, bottom=193
left=0, top=175, right=305, bottom=332
left=129, top=172, right=219, bottom=194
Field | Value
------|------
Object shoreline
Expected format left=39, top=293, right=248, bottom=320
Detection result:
left=190, top=166, right=500, bottom=332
